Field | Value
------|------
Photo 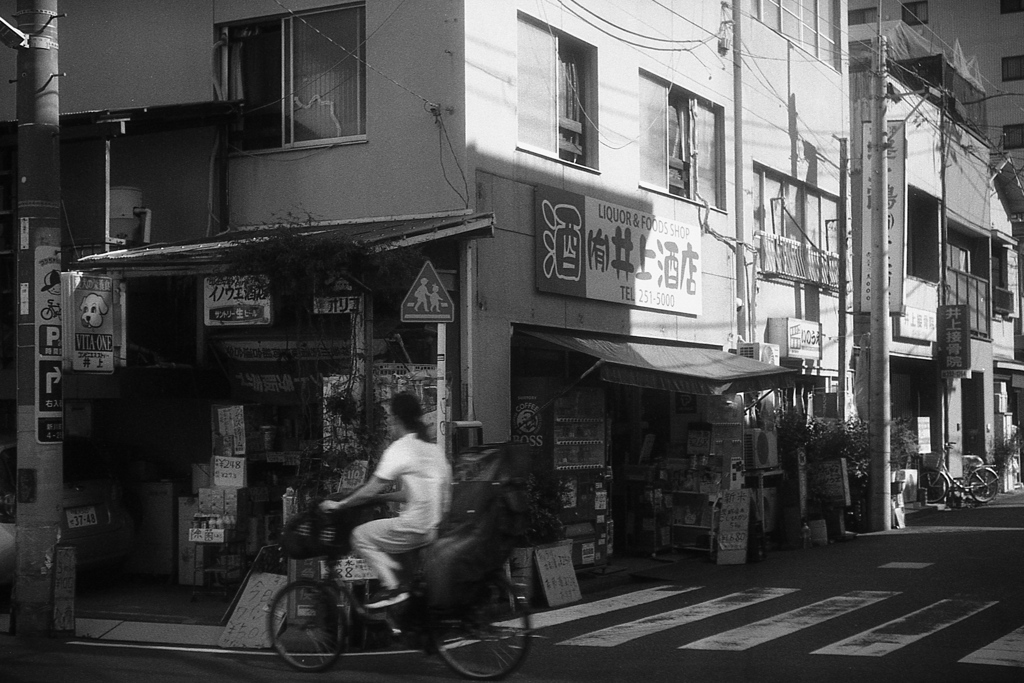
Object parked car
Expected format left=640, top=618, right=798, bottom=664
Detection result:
left=0, top=435, right=135, bottom=585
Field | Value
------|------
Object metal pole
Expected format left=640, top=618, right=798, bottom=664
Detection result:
left=869, top=36, right=892, bottom=532
left=13, top=0, right=63, bottom=635
left=731, top=0, right=748, bottom=342
left=838, top=138, right=849, bottom=421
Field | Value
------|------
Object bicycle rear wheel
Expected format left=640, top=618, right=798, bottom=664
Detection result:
left=267, top=579, right=347, bottom=672
left=432, top=574, right=531, bottom=681
left=966, top=467, right=998, bottom=504
left=920, top=468, right=950, bottom=504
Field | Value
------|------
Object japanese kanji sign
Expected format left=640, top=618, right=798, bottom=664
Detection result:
left=938, top=305, right=971, bottom=379
left=35, top=245, right=63, bottom=443
left=204, top=275, right=272, bottom=326
left=534, top=185, right=702, bottom=315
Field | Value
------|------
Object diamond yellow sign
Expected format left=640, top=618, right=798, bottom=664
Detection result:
left=401, top=261, right=454, bottom=323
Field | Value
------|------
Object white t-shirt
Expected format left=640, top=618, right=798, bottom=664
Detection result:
left=373, top=433, right=451, bottom=536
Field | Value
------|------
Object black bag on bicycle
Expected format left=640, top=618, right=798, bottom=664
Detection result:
left=424, top=443, right=530, bottom=609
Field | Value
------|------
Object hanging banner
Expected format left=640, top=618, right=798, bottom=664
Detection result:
left=535, top=185, right=702, bottom=315
left=938, top=305, right=972, bottom=379
left=859, top=121, right=907, bottom=315
left=213, top=337, right=351, bottom=404
left=62, top=272, right=115, bottom=374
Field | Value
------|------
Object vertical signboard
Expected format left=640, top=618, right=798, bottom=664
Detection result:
left=859, top=121, right=907, bottom=314
left=938, top=305, right=972, bottom=379
left=535, top=185, right=702, bottom=315
left=35, top=246, right=62, bottom=443
left=62, top=272, right=115, bottom=373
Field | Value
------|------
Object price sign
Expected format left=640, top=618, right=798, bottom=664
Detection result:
left=533, top=542, right=581, bottom=606
left=716, top=489, right=750, bottom=565
left=214, top=455, right=247, bottom=488
left=323, top=555, right=377, bottom=582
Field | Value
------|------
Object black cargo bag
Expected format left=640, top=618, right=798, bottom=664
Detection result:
left=280, top=504, right=378, bottom=559
left=424, top=443, right=530, bottom=609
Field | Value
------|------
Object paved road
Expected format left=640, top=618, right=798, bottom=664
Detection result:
left=3, top=491, right=1023, bottom=682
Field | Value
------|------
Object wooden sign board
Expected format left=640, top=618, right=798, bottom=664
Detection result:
left=218, top=571, right=289, bottom=649
left=533, top=542, right=581, bottom=607
left=807, top=458, right=851, bottom=506
left=716, top=488, right=750, bottom=565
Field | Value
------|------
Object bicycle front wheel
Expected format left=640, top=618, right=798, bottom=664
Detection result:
left=432, top=574, right=531, bottom=681
left=967, top=467, right=999, bottom=504
left=920, top=469, right=950, bottom=504
left=267, top=579, right=347, bottom=672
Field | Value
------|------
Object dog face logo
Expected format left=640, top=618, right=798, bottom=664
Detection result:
left=80, top=293, right=109, bottom=329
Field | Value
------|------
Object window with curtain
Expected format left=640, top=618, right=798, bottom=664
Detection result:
left=225, top=5, right=365, bottom=151
left=518, top=16, right=595, bottom=167
left=639, top=73, right=723, bottom=207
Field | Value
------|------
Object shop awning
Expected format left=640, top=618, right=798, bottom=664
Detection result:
left=522, top=330, right=796, bottom=395
left=74, top=212, right=496, bottom=277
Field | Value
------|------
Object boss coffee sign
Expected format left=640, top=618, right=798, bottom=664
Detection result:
left=535, top=185, right=702, bottom=315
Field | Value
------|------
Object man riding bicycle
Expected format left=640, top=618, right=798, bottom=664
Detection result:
left=320, top=392, right=452, bottom=610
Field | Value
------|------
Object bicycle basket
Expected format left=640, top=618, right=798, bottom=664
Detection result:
left=921, top=453, right=942, bottom=470
left=280, top=508, right=330, bottom=559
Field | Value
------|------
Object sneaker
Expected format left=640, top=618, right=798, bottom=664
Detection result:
left=365, top=586, right=409, bottom=610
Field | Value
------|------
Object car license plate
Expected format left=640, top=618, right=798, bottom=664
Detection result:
left=66, top=506, right=98, bottom=529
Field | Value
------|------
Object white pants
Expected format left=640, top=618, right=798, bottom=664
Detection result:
left=351, top=518, right=432, bottom=589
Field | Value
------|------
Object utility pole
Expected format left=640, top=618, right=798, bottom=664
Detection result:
left=838, top=138, right=848, bottom=421
left=12, top=0, right=63, bottom=635
left=869, top=35, right=892, bottom=532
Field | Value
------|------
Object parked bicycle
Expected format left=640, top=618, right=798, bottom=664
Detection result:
left=267, top=542, right=531, bottom=680
left=919, top=449, right=999, bottom=507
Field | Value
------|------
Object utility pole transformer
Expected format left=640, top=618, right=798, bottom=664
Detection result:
left=13, top=0, right=63, bottom=635
left=869, top=36, right=892, bottom=532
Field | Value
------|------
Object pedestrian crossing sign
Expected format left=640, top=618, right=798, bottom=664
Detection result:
left=401, top=260, right=454, bottom=323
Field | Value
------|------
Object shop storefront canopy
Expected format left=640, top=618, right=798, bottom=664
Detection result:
left=74, top=212, right=496, bottom=276
left=522, top=330, right=796, bottom=395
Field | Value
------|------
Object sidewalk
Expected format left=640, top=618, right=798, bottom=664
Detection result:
left=0, top=551, right=687, bottom=648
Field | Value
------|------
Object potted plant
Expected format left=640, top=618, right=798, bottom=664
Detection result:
left=991, top=432, right=1021, bottom=494
left=509, top=471, right=568, bottom=603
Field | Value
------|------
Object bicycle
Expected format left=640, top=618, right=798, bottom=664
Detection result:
left=266, top=544, right=532, bottom=680
left=919, top=449, right=999, bottom=507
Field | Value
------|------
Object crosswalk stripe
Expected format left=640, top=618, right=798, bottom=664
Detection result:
left=524, top=586, right=700, bottom=630
left=557, top=587, right=798, bottom=647
left=679, top=590, right=899, bottom=651
left=959, top=625, right=1024, bottom=668
left=811, top=598, right=996, bottom=657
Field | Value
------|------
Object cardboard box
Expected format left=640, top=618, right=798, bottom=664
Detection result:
left=191, top=463, right=211, bottom=493
left=223, top=487, right=251, bottom=517
left=198, top=487, right=223, bottom=514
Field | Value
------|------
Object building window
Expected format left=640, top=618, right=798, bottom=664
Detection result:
left=639, top=73, right=724, bottom=207
left=755, top=168, right=837, bottom=251
left=1003, top=56, right=1024, bottom=82
left=848, top=7, right=879, bottom=25
left=1005, top=124, right=1024, bottom=149
left=754, top=0, right=841, bottom=68
left=517, top=16, right=596, bottom=167
left=223, top=4, right=366, bottom=151
left=901, top=2, right=929, bottom=25
left=1001, top=0, right=1024, bottom=14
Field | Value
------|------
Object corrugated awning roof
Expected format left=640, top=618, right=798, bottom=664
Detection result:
left=521, top=330, right=796, bottom=395
left=74, top=212, right=496, bottom=276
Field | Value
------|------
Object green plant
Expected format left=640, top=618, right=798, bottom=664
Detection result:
left=991, top=432, right=1021, bottom=476
left=520, top=472, right=568, bottom=546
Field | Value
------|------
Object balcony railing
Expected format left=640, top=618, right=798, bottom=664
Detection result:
left=757, top=232, right=839, bottom=291
left=946, top=269, right=989, bottom=338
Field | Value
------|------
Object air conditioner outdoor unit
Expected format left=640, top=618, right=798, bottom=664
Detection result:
left=743, top=428, right=779, bottom=470
left=737, top=342, right=780, bottom=366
